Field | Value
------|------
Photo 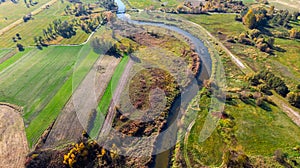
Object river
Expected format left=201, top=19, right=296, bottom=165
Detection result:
left=114, top=0, right=212, bottom=167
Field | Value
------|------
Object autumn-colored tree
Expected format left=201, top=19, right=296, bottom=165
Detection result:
left=289, top=28, right=300, bottom=39
left=243, top=9, right=256, bottom=29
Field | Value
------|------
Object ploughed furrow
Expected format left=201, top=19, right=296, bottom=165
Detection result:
left=0, top=103, right=28, bottom=168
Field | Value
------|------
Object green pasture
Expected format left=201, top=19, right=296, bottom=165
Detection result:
left=0, top=1, right=89, bottom=48
left=181, top=13, right=300, bottom=88
left=127, top=0, right=181, bottom=9
left=24, top=44, right=101, bottom=147
left=181, top=14, right=246, bottom=37
left=185, top=91, right=300, bottom=166
left=0, top=46, right=83, bottom=124
left=0, top=49, right=13, bottom=59
left=0, top=0, right=50, bottom=29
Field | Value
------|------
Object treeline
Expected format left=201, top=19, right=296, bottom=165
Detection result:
left=33, top=19, right=76, bottom=48
left=247, top=70, right=300, bottom=109
left=34, top=11, right=112, bottom=48
left=227, top=7, right=300, bottom=54
left=241, top=7, right=299, bottom=30
left=25, top=132, right=125, bottom=167
left=162, top=0, right=246, bottom=14
left=64, top=3, right=93, bottom=17
left=90, top=37, right=135, bottom=56
left=98, top=0, right=116, bottom=10
left=248, top=70, right=289, bottom=97
left=247, top=70, right=300, bottom=108
left=227, top=29, right=276, bottom=54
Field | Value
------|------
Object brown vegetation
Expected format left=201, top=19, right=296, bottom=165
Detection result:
left=0, top=104, right=28, bottom=168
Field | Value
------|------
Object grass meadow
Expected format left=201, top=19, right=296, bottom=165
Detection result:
left=184, top=89, right=300, bottom=167
left=0, top=46, right=82, bottom=123
left=181, top=14, right=300, bottom=89
left=0, top=49, right=13, bottom=59
left=127, top=0, right=181, bottom=9
left=0, top=1, right=91, bottom=48
left=0, top=44, right=101, bottom=146
left=25, top=44, right=100, bottom=147
left=0, top=0, right=51, bottom=29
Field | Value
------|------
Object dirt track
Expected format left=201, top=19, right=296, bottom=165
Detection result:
left=270, top=94, right=300, bottom=127
left=98, top=59, right=133, bottom=139
left=0, top=104, right=28, bottom=168
left=269, top=0, right=300, bottom=10
left=44, top=56, right=120, bottom=148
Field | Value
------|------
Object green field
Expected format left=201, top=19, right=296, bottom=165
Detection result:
left=0, top=48, right=32, bottom=72
left=127, top=0, right=181, bottom=9
left=0, top=46, right=84, bottom=124
left=0, top=43, right=102, bottom=147
left=25, top=44, right=100, bottom=147
left=181, top=14, right=246, bottom=37
left=242, top=0, right=256, bottom=3
left=0, top=1, right=90, bottom=48
left=0, top=0, right=51, bottom=29
left=0, top=49, right=12, bottom=59
left=183, top=88, right=300, bottom=167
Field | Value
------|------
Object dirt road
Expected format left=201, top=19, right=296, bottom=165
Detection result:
left=0, top=104, right=28, bottom=168
left=269, top=0, right=300, bottom=11
left=98, top=58, right=134, bottom=139
left=44, top=56, right=120, bottom=148
left=271, top=94, right=300, bottom=127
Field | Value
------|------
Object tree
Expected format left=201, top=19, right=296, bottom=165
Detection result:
left=266, top=37, right=274, bottom=49
left=12, top=37, right=17, bottom=42
left=16, top=43, right=24, bottom=51
left=91, top=37, right=113, bottom=54
left=243, top=9, right=256, bottom=29
left=287, top=92, right=300, bottom=108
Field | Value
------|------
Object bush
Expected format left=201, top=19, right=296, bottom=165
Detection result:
left=249, top=70, right=289, bottom=97
left=287, top=92, right=300, bottom=108
left=16, top=43, right=24, bottom=51
left=249, top=29, right=261, bottom=39
left=289, top=28, right=300, bottom=39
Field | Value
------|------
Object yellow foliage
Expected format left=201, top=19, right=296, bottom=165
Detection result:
left=101, top=148, right=106, bottom=156
left=64, top=155, right=68, bottom=161
left=79, top=142, right=85, bottom=149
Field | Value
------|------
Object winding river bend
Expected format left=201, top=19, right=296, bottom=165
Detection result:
left=114, top=0, right=213, bottom=167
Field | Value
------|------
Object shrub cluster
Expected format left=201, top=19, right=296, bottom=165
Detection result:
left=248, top=70, right=289, bottom=97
